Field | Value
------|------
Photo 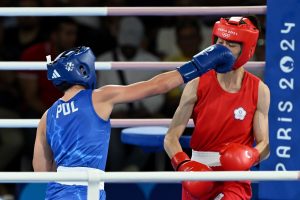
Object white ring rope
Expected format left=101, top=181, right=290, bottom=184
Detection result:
left=0, top=6, right=266, bottom=16
left=0, top=119, right=194, bottom=128
left=108, top=6, right=266, bottom=16
left=0, top=171, right=299, bottom=200
left=0, top=61, right=264, bottom=71
left=0, top=171, right=298, bottom=183
left=1, top=171, right=298, bottom=200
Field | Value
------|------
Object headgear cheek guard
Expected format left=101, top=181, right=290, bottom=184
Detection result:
left=212, top=17, right=259, bottom=69
left=47, top=46, right=96, bottom=89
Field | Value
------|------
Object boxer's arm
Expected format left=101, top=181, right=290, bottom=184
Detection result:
left=91, top=70, right=184, bottom=120
left=166, top=85, right=213, bottom=199
left=164, top=78, right=199, bottom=159
left=93, top=44, right=234, bottom=105
left=253, top=81, right=270, bottom=162
left=96, top=70, right=184, bottom=105
left=33, top=111, right=56, bottom=172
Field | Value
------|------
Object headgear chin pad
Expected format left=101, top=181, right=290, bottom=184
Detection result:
left=212, top=17, right=259, bottom=69
left=47, top=46, right=96, bottom=89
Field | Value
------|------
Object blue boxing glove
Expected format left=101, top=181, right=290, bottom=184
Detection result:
left=177, top=44, right=235, bottom=83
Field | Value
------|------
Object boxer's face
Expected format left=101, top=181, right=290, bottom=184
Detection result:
left=216, top=38, right=241, bottom=59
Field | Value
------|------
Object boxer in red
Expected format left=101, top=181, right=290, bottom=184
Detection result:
left=164, top=16, right=270, bottom=200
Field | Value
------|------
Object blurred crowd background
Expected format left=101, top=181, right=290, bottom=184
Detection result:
left=0, top=0, right=266, bottom=198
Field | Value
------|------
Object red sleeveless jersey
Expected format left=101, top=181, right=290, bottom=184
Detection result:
left=190, top=70, right=260, bottom=151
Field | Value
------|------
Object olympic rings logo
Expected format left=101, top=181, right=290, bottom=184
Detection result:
left=221, top=32, right=231, bottom=38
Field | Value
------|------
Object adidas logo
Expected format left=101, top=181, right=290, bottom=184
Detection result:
left=52, top=70, right=61, bottom=79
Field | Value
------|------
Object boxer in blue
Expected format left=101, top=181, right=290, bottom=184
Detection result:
left=32, top=45, right=235, bottom=199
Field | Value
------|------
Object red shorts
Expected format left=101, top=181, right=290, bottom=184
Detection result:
left=181, top=167, right=252, bottom=200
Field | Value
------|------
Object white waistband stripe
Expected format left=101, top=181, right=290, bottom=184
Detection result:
left=191, top=150, right=221, bottom=167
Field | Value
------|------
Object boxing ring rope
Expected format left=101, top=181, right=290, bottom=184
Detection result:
left=0, top=171, right=299, bottom=183
left=0, top=61, right=264, bottom=71
left=0, top=6, right=266, bottom=16
left=0, top=171, right=298, bottom=200
left=0, top=119, right=194, bottom=128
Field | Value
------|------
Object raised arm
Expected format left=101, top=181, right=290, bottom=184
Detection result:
left=253, top=81, right=270, bottom=162
left=97, top=70, right=183, bottom=105
left=95, top=44, right=235, bottom=106
left=164, top=78, right=199, bottom=159
left=33, top=111, right=56, bottom=172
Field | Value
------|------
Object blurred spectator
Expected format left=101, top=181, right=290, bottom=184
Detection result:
left=161, top=18, right=204, bottom=117
left=155, top=0, right=211, bottom=59
left=0, top=17, right=23, bottom=172
left=68, top=0, right=102, bottom=46
left=98, top=16, right=162, bottom=117
left=0, top=82, right=24, bottom=200
left=4, top=0, right=44, bottom=61
left=63, top=0, right=116, bottom=56
left=0, top=72, right=23, bottom=172
left=166, top=19, right=203, bottom=61
left=97, top=17, right=161, bottom=172
left=156, top=17, right=211, bottom=60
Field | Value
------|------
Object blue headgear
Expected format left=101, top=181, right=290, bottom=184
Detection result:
left=47, top=46, right=96, bottom=89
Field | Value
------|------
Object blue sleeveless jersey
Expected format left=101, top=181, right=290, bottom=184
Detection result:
left=45, top=89, right=110, bottom=200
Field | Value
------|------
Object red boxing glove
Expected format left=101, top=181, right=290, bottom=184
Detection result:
left=171, top=152, right=214, bottom=198
left=220, top=143, right=260, bottom=171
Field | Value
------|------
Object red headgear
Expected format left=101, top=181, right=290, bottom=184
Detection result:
left=212, top=17, right=259, bottom=69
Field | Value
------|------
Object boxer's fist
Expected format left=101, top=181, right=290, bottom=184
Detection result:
left=177, top=44, right=235, bottom=83
left=171, top=152, right=214, bottom=198
left=220, top=143, right=260, bottom=171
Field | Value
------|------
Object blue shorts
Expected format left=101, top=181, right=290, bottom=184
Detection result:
left=45, top=182, right=106, bottom=200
